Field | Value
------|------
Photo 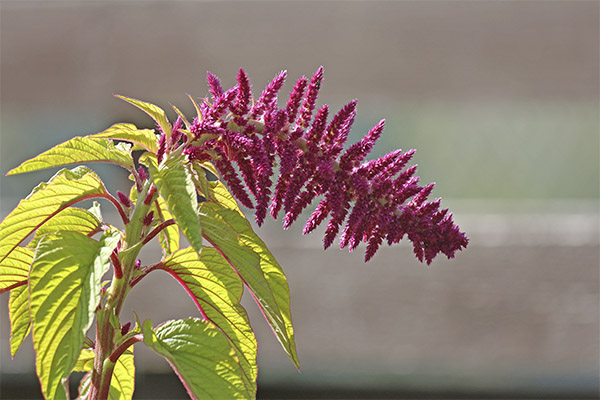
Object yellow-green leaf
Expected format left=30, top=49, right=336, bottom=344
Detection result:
left=91, top=122, right=158, bottom=153
left=28, top=207, right=101, bottom=249
left=143, top=318, right=250, bottom=399
left=6, top=137, right=134, bottom=175
left=0, top=246, right=32, bottom=293
left=0, top=167, right=109, bottom=265
left=73, top=348, right=95, bottom=372
left=9, top=284, right=31, bottom=357
left=141, top=153, right=202, bottom=255
left=163, top=247, right=257, bottom=394
left=29, top=230, right=120, bottom=399
left=200, top=202, right=299, bottom=368
left=108, top=348, right=135, bottom=400
left=77, top=348, right=134, bottom=400
left=1, top=246, right=33, bottom=355
left=154, top=195, right=180, bottom=255
left=116, top=96, right=171, bottom=141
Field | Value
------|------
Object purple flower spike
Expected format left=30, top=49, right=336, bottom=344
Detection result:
left=157, top=132, right=167, bottom=163
left=138, top=166, right=148, bottom=182
left=297, top=66, right=324, bottom=128
left=233, top=68, right=252, bottom=116
left=252, top=70, right=287, bottom=118
left=182, top=67, right=467, bottom=263
left=206, top=71, right=224, bottom=100
left=116, top=191, right=132, bottom=208
left=286, top=76, right=308, bottom=123
left=340, top=119, right=385, bottom=170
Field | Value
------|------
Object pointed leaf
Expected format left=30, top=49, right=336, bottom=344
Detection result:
left=171, top=104, right=192, bottom=130
left=73, top=348, right=95, bottom=372
left=0, top=246, right=32, bottom=293
left=141, top=153, right=202, bottom=255
left=0, top=167, right=109, bottom=265
left=7, top=137, right=134, bottom=175
left=163, top=247, right=257, bottom=393
left=129, top=185, right=179, bottom=255
left=108, top=348, right=135, bottom=400
left=154, top=195, right=180, bottom=255
left=9, top=284, right=31, bottom=357
left=91, top=122, right=158, bottom=153
left=75, top=346, right=134, bottom=400
left=29, top=230, right=120, bottom=399
left=143, top=318, right=250, bottom=399
left=2, top=247, right=33, bottom=355
left=200, top=202, right=299, bottom=368
left=116, top=96, right=172, bottom=140
left=28, top=207, right=101, bottom=249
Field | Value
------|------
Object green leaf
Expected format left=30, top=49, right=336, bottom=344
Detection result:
left=6, top=137, right=134, bottom=175
left=0, top=246, right=32, bottom=293
left=0, top=167, right=109, bottom=265
left=171, top=104, right=192, bottom=130
left=200, top=202, right=299, bottom=368
left=154, top=195, right=180, bottom=255
left=141, top=153, right=202, bottom=255
left=77, top=348, right=134, bottom=400
left=9, top=284, right=31, bottom=357
left=1, top=246, right=33, bottom=355
left=201, top=180, right=298, bottom=365
left=143, top=318, right=250, bottom=399
left=91, top=122, right=158, bottom=153
left=163, top=247, right=257, bottom=394
left=116, top=96, right=172, bottom=141
left=28, top=207, right=102, bottom=249
left=108, top=348, right=135, bottom=400
left=29, top=230, right=120, bottom=399
left=73, top=348, right=95, bottom=372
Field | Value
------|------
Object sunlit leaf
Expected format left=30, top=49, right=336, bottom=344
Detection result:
left=115, top=96, right=172, bottom=141
left=141, top=153, right=202, bottom=255
left=28, top=207, right=101, bottom=249
left=171, top=104, right=192, bottom=130
left=6, top=137, right=133, bottom=175
left=162, top=247, right=257, bottom=394
left=206, top=181, right=300, bottom=368
left=29, top=230, right=119, bottom=399
left=2, top=246, right=33, bottom=355
left=91, top=122, right=158, bottom=153
left=75, top=346, right=134, bottom=400
left=129, top=185, right=179, bottom=256
left=143, top=318, right=250, bottom=399
left=73, top=348, right=95, bottom=372
left=153, top=195, right=180, bottom=255
left=0, top=246, right=32, bottom=293
left=109, top=348, right=135, bottom=400
left=9, top=284, right=31, bottom=357
left=200, top=201, right=299, bottom=368
left=0, top=167, right=109, bottom=265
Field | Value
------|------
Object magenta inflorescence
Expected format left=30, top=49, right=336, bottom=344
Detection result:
left=183, top=67, right=468, bottom=263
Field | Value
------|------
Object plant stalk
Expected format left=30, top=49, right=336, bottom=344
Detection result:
left=90, top=182, right=154, bottom=399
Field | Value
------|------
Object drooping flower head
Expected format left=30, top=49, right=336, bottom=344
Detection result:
left=184, top=68, right=468, bottom=263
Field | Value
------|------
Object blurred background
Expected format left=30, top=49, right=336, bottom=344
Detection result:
left=0, top=1, right=598, bottom=399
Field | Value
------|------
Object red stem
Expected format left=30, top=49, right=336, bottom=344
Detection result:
left=129, top=263, right=163, bottom=288
left=110, top=252, right=123, bottom=279
left=0, top=280, right=27, bottom=295
left=142, top=219, right=176, bottom=245
left=102, top=193, right=130, bottom=225
left=109, top=334, right=143, bottom=363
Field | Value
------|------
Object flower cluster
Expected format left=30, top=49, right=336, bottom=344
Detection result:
left=181, top=67, right=468, bottom=263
